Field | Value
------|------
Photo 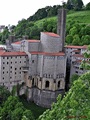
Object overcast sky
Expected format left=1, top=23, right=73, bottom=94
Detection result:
left=0, top=0, right=89, bottom=26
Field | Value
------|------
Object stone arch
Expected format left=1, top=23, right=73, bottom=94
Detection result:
left=58, top=81, right=60, bottom=88
left=45, top=80, right=49, bottom=88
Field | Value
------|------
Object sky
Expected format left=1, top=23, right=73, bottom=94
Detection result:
left=0, top=0, right=89, bottom=26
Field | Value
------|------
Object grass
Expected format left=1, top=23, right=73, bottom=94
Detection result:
left=34, top=10, right=90, bottom=28
left=19, top=95, right=47, bottom=119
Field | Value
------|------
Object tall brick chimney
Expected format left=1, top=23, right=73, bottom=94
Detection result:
left=57, top=9, right=67, bottom=52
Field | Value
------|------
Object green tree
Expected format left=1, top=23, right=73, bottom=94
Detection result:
left=70, top=74, right=79, bottom=86
left=22, top=110, right=35, bottom=120
left=86, top=2, right=90, bottom=10
left=38, top=72, right=90, bottom=120
left=0, top=85, right=10, bottom=104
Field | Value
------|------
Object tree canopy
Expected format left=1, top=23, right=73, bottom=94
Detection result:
left=38, top=72, right=90, bottom=120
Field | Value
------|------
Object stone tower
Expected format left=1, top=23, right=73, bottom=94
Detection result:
left=57, top=9, right=67, bottom=51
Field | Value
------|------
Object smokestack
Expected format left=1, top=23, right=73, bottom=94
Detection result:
left=57, top=9, right=67, bottom=52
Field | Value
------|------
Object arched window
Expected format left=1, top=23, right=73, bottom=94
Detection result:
left=45, top=81, right=49, bottom=88
left=58, top=81, right=60, bottom=88
left=32, top=78, right=34, bottom=86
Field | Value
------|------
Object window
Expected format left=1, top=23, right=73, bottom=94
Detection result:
left=32, top=60, right=34, bottom=63
left=45, top=81, right=49, bottom=88
left=32, top=78, right=34, bottom=86
left=7, top=71, right=8, bottom=73
left=15, top=72, right=16, bottom=74
left=20, top=61, right=21, bottom=63
left=7, top=62, right=9, bottom=64
left=3, top=77, right=4, bottom=80
left=3, top=62, right=5, bottom=64
left=11, top=62, right=12, bottom=64
left=3, top=67, right=5, bottom=69
left=15, top=68, right=17, bottom=70
left=58, top=81, right=60, bottom=88
left=7, top=57, right=9, bottom=59
left=3, top=72, right=4, bottom=74
left=3, top=57, right=5, bottom=59
left=10, top=66, right=12, bottom=69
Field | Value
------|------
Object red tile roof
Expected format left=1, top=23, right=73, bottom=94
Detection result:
left=42, top=32, right=60, bottom=37
left=12, top=40, right=40, bottom=44
left=72, top=54, right=84, bottom=57
left=0, top=51, right=27, bottom=56
left=65, top=45, right=87, bottom=49
left=30, top=51, right=65, bottom=56
left=65, top=45, right=83, bottom=49
left=72, top=50, right=80, bottom=52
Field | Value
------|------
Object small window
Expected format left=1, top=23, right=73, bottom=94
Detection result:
left=32, top=60, right=34, bottom=63
left=45, top=81, right=49, bottom=88
left=3, top=57, right=5, bottom=59
left=7, top=62, right=9, bottom=64
left=3, top=67, right=5, bottom=69
left=7, top=57, right=9, bottom=59
left=20, top=67, right=21, bottom=70
left=15, top=68, right=17, bottom=70
left=3, top=77, right=4, bottom=80
left=3, top=62, right=5, bottom=64
left=32, top=78, right=34, bottom=86
left=15, top=72, right=16, bottom=74
left=3, top=72, right=4, bottom=74
left=20, top=61, right=21, bottom=63
left=11, top=66, right=12, bottom=69
left=10, top=77, right=12, bottom=79
left=7, top=71, right=8, bottom=73
left=15, top=61, right=17, bottom=63
left=58, top=81, right=60, bottom=88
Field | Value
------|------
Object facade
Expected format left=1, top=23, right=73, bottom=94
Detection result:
left=0, top=51, right=27, bottom=92
left=1, top=8, right=89, bottom=108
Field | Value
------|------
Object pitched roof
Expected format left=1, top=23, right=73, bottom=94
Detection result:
left=72, top=54, right=84, bottom=57
left=42, top=32, right=60, bottom=37
left=30, top=51, right=65, bottom=56
left=0, top=51, right=27, bottom=56
left=65, top=45, right=87, bottom=49
left=12, top=40, right=40, bottom=44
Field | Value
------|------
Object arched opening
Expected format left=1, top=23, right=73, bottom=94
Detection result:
left=32, top=78, right=34, bottom=86
left=58, top=81, right=60, bottom=88
left=45, top=81, right=49, bottom=88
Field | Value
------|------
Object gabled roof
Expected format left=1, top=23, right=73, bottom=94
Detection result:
left=42, top=32, right=60, bottom=37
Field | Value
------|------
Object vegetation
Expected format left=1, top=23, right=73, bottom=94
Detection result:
left=0, top=1, right=90, bottom=45
left=19, top=95, right=47, bottom=119
left=38, top=72, right=90, bottom=120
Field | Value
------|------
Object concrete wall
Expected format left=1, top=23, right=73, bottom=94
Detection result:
left=40, top=32, right=62, bottom=52
left=0, top=55, right=27, bottom=91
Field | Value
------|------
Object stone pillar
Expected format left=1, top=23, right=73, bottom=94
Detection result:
left=57, top=9, right=67, bottom=52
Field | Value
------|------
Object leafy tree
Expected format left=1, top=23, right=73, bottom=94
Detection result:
left=70, top=74, right=79, bottom=86
left=38, top=72, right=90, bottom=120
left=86, top=2, right=90, bottom=10
left=0, top=85, right=10, bottom=104
left=66, top=35, right=73, bottom=44
left=22, top=110, right=35, bottom=120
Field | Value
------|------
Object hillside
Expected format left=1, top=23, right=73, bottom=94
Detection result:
left=34, top=10, right=90, bottom=28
